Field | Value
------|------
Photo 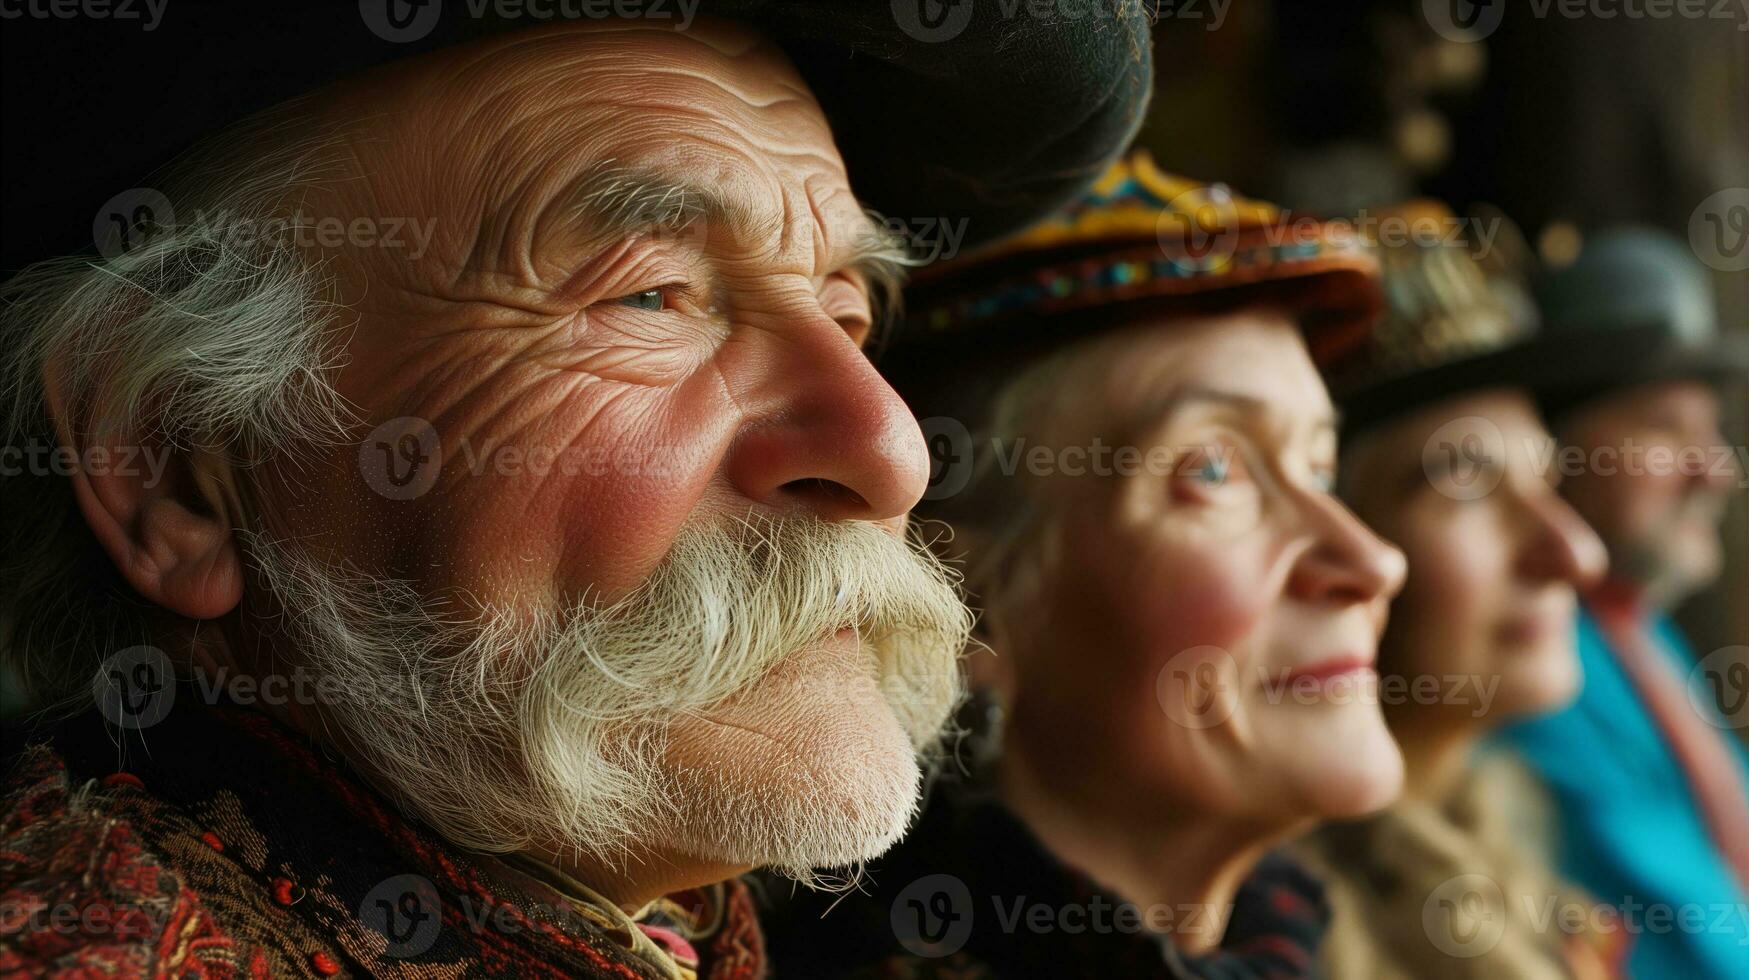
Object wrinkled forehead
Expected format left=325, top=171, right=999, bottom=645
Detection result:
left=1080, top=308, right=1330, bottom=430
left=340, top=18, right=831, bottom=149
left=316, top=19, right=865, bottom=264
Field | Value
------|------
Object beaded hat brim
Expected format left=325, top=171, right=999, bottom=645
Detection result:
left=890, top=152, right=1385, bottom=364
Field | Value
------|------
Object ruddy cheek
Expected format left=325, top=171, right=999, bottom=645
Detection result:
left=382, top=366, right=721, bottom=603
left=1128, top=554, right=1272, bottom=741
left=1143, top=555, right=1269, bottom=662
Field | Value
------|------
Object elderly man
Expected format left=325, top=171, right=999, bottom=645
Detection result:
left=0, top=7, right=1150, bottom=977
left=1499, top=229, right=1749, bottom=979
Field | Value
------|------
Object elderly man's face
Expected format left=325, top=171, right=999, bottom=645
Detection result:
left=1556, top=380, right=1739, bottom=606
left=285, top=21, right=923, bottom=596
left=199, top=21, right=966, bottom=903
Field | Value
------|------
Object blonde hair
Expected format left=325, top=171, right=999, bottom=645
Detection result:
left=1293, top=755, right=1618, bottom=979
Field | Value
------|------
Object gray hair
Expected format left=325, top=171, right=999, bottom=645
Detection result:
left=917, top=334, right=1127, bottom=643
left=0, top=105, right=353, bottom=717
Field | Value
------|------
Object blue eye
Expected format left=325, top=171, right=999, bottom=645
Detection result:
left=1197, top=457, right=1229, bottom=485
left=615, top=289, right=664, bottom=311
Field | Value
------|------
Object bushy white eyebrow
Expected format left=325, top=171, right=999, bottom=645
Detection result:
left=562, top=162, right=911, bottom=331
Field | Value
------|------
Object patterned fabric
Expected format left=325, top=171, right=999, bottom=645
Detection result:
left=0, top=688, right=768, bottom=979
left=900, top=150, right=1382, bottom=355
left=759, top=780, right=1330, bottom=978
left=979, top=151, right=1281, bottom=258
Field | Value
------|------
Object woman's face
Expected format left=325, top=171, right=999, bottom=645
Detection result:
left=992, top=309, right=1408, bottom=825
left=1342, top=390, right=1607, bottom=731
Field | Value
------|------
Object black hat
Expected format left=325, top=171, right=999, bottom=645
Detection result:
left=1529, top=228, right=1749, bottom=420
left=0, top=1, right=1154, bottom=271
left=1320, top=207, right=1747, bottom=439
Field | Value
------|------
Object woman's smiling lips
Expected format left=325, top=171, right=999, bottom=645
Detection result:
left=1286, top=654, right=1376, bottom=682
left=1260, top=654, right=1378, bottom=699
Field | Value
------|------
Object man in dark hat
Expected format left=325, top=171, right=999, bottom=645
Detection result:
left=1499, top=229, right=1749, bottom=979
left=0, top=8, right=1150, bottom=977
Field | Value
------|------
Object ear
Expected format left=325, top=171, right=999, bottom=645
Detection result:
left=42, top=361, right=245, bottom=621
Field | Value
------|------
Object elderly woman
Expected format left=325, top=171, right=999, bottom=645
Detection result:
left=763, top=152, right=1409, bottom=976
left=1293, top=204, right=1621, bottom=978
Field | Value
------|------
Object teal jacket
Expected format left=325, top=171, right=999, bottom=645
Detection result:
left=1500, top=609, right=1749, bottom=978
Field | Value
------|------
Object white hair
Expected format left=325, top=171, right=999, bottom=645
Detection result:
left=0, top=104, right=353, bottom=716
left=917, top=339, right=1117, bottom=644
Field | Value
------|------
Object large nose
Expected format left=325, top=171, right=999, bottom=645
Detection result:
left=722, top=316, right=929, bottom=522
left=1517, top=489, right=1609, bottom=588
left=1286, top=492, right=1409, bottom=607
left=1694, top=423, right=1741, bottom=495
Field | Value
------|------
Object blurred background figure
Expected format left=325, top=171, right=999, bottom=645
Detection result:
left=1140, top=0, right=1747, bottom=703
left=763, top=154, right=1408, bottom=977
left=1497, top=229, right=1749, bottom=978
left=1296, top=203, right=1618, bottom=978
left=1139, top=11, right=1748, bottom=970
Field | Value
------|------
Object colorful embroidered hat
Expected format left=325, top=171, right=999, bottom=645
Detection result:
left=891, top=151, right=1385, bottom=368
left=1319, top=200, right=1551, bottom=438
